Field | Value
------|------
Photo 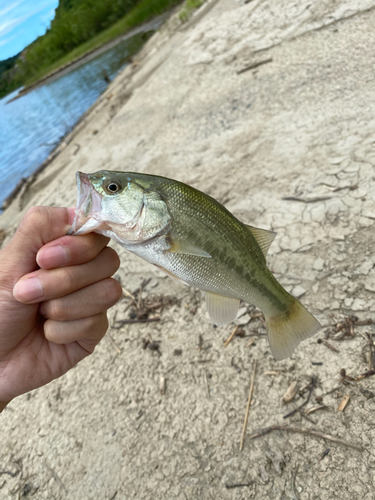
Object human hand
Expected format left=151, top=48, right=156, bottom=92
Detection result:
left=0, top=206, right=122, bottom=411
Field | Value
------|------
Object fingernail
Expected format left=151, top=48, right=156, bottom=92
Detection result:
left=13, top=277, right=43, bottom=302
left=37, top=245, right=68, bottom=268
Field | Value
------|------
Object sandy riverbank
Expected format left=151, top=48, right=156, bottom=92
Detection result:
left=1, top=1, right=375, bottom=498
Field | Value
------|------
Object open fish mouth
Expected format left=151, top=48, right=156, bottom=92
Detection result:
left=69, top=172, right=105, bottom=235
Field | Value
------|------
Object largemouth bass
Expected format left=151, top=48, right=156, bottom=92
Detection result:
left=70, top=170, right=320, bottom=360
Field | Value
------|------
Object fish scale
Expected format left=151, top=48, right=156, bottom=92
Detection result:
left=71, top=170, right=321, bottom=360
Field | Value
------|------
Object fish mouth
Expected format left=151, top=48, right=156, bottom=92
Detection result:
left=69, top=172, right=105, bottom=235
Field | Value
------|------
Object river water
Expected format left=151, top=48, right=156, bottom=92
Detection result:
left=0, top=29, right=153, bottom=209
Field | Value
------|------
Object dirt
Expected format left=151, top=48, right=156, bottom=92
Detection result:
left=1, top=0, right=375, bottom=498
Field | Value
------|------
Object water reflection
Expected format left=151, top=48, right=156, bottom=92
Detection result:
left=0, top=31, right=150, bottom=208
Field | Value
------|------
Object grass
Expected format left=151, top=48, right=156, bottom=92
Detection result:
left=20, top=0, right=184, bottom=89
left=179, top=0, right=203, bottom=23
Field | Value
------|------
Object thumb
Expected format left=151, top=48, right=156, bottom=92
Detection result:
left=1, top=207, right=75, bottom=288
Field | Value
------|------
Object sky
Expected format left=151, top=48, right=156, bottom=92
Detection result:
left=0, top=0, right=59, bottom=61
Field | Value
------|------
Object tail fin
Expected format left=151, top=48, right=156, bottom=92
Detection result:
left=266, top=299, right=321, bottom=360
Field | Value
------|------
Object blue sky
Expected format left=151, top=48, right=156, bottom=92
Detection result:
left=0, top=0, right=58, bottom=60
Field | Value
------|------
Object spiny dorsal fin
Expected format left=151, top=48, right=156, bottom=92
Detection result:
left=245, top=224, right=277, bottom=258
left=204, top=292, right=240, bottom=326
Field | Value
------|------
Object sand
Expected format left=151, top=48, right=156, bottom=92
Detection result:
left=1, top=0, right=375, bottom=498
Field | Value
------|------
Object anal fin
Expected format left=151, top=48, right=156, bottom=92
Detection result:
left=204, top=292, right=240, bottom=326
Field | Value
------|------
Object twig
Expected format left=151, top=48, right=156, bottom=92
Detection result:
left=204, top=371, right=210, bottom=399
left=133, top=278, right=151, bottom=296
left=300, top=412, right=317, bottom=425
left=306, top=405, right=327, bottom=415
left=45, top=464, right=68, bottom=493
left=0, top=470, right=19, bottom=477
left=283, top=376, right=316, bottom=419
left=321, top=386, right=340, bottom=397
left=354, top=369, right=375, bottom=381
left=369, top=333, right=373, bottom=371
left=114, top=317, right=160, bottom=327
left=122, top=287, right=135, bottom=301
left=317, top=338, right=339, bottom=353
left=337, top=395, right=350, bottom=412
left=224, top=325, right=239, bottom=347
left=240, top=361, right=257, bottom=451
left=137, top=284, right=143, bottom=309
left=225, top=483, right=252, bottom=489
left=249, top=425, right=363, bottom=451
left=282, top=196, right=332, bottom=203
left=248, top=330, right=266, bottom=336
left=354, top=319, right=373, bottom=326
left=107, top=332, right=122, bottom=354
left=291, top=464, right=299, bottom=500
left=236, top=58, right=273, bottom=74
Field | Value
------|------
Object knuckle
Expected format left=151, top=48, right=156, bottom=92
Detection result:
left=45, top=299, right=66, bottom=321
left=18, top=206, right=48, bottom=236
left=44, top=319, right=59, bottom=343
left=61, top=267, right=76, bottom=291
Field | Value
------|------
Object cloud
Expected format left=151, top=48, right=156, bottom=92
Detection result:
left=0, top=0, right=58, bottom=59
left=0, top=0, right=24, bottom=18
left=0, top=34, right=17, bottom=47
left=0, top=0, right=57, bottom=35
left=0, top=15, right=30, bottom=37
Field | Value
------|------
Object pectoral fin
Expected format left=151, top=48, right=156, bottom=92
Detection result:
left=167, top=239, right=211, bottom=258
left=245, top=224, right=276, bottom=258
left=204, top=292, right=240, bottom=326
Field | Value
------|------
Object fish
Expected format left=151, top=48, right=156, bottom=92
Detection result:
left=70, top=170, right=321, bottom=360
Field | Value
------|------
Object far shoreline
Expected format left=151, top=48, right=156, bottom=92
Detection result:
left=7, top=11, right=171, bottom=104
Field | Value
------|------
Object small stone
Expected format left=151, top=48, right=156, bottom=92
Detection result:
left=344, top=297, right=353, bottom=307
left=234, top=314, right=251, bottom=326
left=352, top=298, right=367, bottom=310
left=313, top=258, right=325, bottom=271
left=292, top=285, right=306, bottom=298
left=283, top=381, right=298, bottom=403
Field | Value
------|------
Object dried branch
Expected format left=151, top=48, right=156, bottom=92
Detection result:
left=240, top=361, right=257, bottom=451
left=249, top=425, right=363, bottom=451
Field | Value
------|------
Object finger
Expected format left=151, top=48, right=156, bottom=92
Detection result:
left=36, top=233, right=110, bottom=270
left=41, top=278, right=122, bottom=321
left=13, top=247, right=120, bottom=304
left=2, top=206, right=76, bottom=284
left=44, top=312, right=109, bottom=352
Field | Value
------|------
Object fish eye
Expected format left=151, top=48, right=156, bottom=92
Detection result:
left=105, top=180, right=122, bottom=194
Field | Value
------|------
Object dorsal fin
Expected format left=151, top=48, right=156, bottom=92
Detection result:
left=245, top=224, right=276, bottom=258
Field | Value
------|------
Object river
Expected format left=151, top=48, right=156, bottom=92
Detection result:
left=0, top=27, right=155, bottom=209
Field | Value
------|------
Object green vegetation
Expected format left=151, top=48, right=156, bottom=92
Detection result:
left=0, top=53, right=20, bottom=77
left=179, top=0, right=203, bottom=23
left=0, top=53, right=21, bottom=97
left=0, top=0, right=182, bottom=98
